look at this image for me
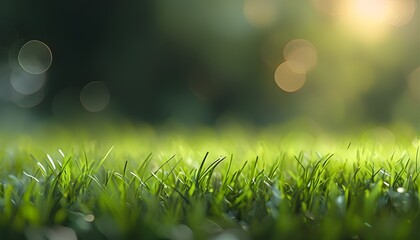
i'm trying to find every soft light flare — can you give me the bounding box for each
[314,0,417,42]
[351,0,390,23]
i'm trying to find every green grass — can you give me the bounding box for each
[0,123,419,240]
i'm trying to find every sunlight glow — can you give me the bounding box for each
[342,0,391,41]
[313,0,417,42]
[351,0,389,23]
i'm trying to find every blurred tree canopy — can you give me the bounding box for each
[0,0,418,130]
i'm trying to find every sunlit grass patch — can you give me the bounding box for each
[0,125,419,239]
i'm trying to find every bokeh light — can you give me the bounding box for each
[10,67,46,95]
[274,61,306,92]
[243,0,280,28]
[0,1,417,128]
[385,0,417,26]
[12,89,45,108]
[18,40,52,74]
[273,39,318,93]
[1,64,45,108]
[80,81,110,112]
[283,39,318,73]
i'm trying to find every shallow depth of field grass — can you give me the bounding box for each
[0,123,419,240]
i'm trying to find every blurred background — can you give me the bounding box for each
[0,0,418,131]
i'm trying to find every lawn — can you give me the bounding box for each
[0,123,419,240]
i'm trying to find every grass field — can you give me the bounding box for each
[0,123,419,240]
